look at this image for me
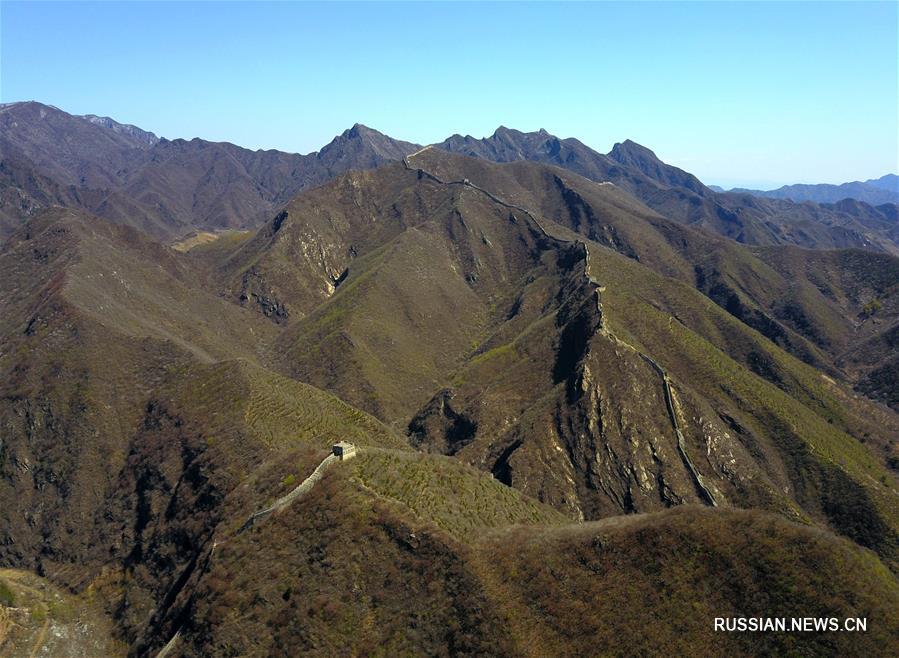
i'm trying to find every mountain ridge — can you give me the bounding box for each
[2,102,897,256]
[727,173,899,205]
[434,126,899,254]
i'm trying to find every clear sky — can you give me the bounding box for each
[1,1,896,188]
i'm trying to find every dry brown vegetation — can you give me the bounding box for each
[0,132,897,656]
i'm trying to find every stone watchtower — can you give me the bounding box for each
[332,441,357,461]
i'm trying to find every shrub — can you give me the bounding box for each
[0,580,14,606]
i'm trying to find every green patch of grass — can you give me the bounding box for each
[467,342,517,368]
[167,359,406,453]
[862,298,882,318]
[0,579,14,606]
[350,449,568,541]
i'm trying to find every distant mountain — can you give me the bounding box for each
[866,173,899,193]
[0,101,155,188]
[730,175,899,205]
[2,103,897,255]
[0,101,420,239]
[435,126,669,198]
[436,127,899,254]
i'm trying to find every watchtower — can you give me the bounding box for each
[332,441,357,461]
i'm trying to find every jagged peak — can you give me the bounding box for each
[342,122,384,140]
[489,126,560,142]
[0,100,66,116]
[609,139,660,161]
[492,125,517,138]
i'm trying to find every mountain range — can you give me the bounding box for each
[1,102,898,656]
[3,102,897,255]
[0,102,419,240]
[721,174,899,206]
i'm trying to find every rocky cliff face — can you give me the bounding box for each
[81,114,160,147]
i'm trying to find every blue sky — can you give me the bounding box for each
[1,1,896,188]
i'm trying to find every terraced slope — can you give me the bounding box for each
[350,449,569,541]
[0,208,413,652]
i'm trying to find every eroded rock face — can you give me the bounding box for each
[403,223,791,524]
[408,389,478,456]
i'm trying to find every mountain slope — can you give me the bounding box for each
[607,138,710,195]
[0,102,156,189]
[1,114,899,655]
[166,481,899,657]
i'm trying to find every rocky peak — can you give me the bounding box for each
[608,139,710,195]
[80,114,159,148]
[608,139,662,167]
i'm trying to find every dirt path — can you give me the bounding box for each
[0,569,119,658]
[0,572,49,658]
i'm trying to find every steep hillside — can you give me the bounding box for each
[0,102,155,188]
[411,148,899,411]
[0,568,122,657]
[0,208,279,567]
[0,156,86,236]
[476,507,899,658]
[148,468,899,657]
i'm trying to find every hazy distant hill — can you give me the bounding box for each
[730,173,899,205]
[868,173,899,192]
